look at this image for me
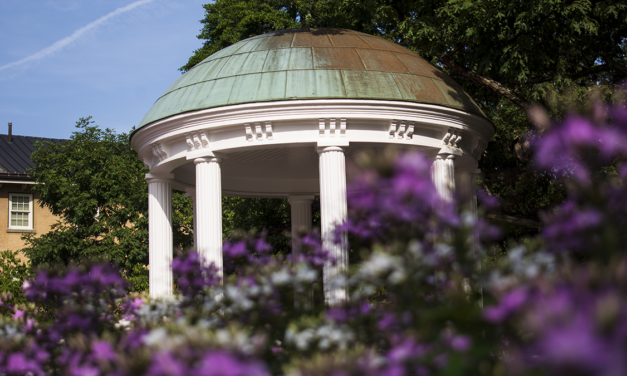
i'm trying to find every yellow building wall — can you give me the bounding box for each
[0,183,60,262]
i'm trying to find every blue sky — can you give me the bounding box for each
[0,0,208,139]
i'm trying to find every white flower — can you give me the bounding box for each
[143,327,168,347]
[225,285,253,310]
[286,327,315,350]
[360,253,402,277]
[114,318,131,329]
[294,264,317,283]
[270,269,292,285]
[358,253,407,284]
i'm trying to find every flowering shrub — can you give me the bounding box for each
[1,100,627,375]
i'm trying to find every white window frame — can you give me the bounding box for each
[8,193,34,230]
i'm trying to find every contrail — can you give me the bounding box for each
[0,0,156,72]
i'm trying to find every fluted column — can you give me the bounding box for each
[288,195,314,248]
[147,176,173,299]
[185,188,197,250]
[432,154,456,202]
[195,157,223,274]
[318,146,348,306]
[456,170,480,217]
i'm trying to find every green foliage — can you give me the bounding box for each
[223,198,289,255]
[0,251,30,308]
[22,117,193,290]
[125,263,149,293]
[172,192,194,250]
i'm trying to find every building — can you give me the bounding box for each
[0,124,65,260]
[131,28,494,302]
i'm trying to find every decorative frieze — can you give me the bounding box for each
[319,118,346,138]
[150,142,168,162]
[246,122,273,141]
[389,120,415,139]
[185,131,210,151]
[265,122,273,140]
[442,129,462,148]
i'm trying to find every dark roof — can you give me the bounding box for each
[0,134,66,179]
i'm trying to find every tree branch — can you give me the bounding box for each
[601,54,627,77]
[506,64,613,86]
[485,213,542,230]
[438,49,533,114]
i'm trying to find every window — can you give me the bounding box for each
[8,193,33,230]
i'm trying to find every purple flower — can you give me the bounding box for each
[484,287,528,323]
[194,351,269,376]
[5,353,43,375]
[224,241,248,258]
[70,365,99,376]
[449,336,471,352]
[12,309,24,320]
[343,151,464,247]
[91,341,116,362]
[172,252,222,299]
[148,351,188,376]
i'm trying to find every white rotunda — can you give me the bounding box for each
[131,28,494,303]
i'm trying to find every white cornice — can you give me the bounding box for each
[131,99,494,153]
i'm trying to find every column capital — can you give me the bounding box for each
[436,152,458,161]
[317,145,345,155]
[288,195,315,204]
[186,149,229,161]
[435,153,457,159]
[145,173,174,184]
[194,157,222,164]
[437,146,463,158]
[317,139,349,150]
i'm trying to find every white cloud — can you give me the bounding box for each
[0,0,156,72]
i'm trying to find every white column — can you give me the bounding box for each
[318,146,348,305]
[185,188,197,250]
[432,154,456,202]
[289,195,315,308]
[456,172,478,216]
[195,157,223,274]
[288,195,314,246]
[147,176,173,299]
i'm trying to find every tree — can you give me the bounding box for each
[22,117,193,286]
[183,0,626,112]
[222,197,322,255]
[181,0,626,234]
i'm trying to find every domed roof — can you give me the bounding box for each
[138,28,484,129]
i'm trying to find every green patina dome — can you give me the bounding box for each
[138,28,484,128]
